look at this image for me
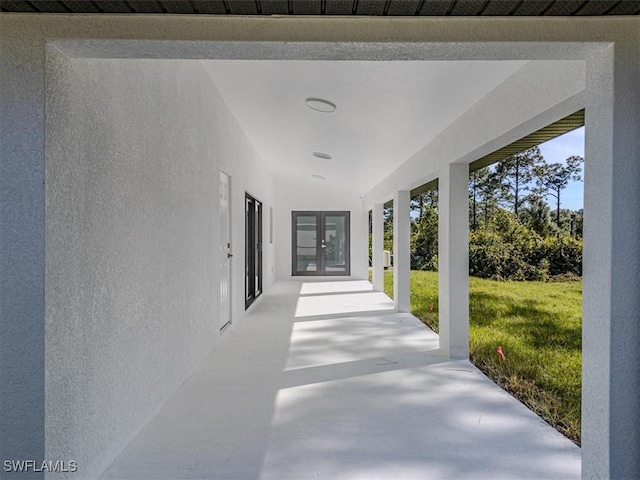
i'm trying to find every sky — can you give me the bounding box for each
[537,126,585,211]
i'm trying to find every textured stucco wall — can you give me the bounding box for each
[199,63,277,314]
[44,51,274,478]
[0,22,46,477]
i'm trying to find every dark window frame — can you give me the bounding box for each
[245,193,262,309]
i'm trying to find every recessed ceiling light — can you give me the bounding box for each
[305,98,337,113]
[312,152,332,160]
[312,174,326,180]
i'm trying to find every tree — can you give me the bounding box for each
[492,146,544,219]
[383,206,393,252]
[534,155,583,227]
[411,189,438,223]
[479,170,501,228]
[411,189,438,270]
[469,168,488,231]
[521,193,555,237]
[469,167,500,229]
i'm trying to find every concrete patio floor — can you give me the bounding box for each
[101,280,580,480]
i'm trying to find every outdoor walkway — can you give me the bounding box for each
[101,280,580,480]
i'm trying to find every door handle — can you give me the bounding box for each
[227,253,233,258]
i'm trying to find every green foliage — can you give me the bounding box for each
[534,155,583,226]
[468,209,582,281]
[470,210,542,281]
[399,148,583,280]
[383,206,393,252]
[521,195,556,237]
[470,232,542,282]
[384,270,582,444]
[542,235,583,277]
[411,191,438,271]
[463,147,584,281]
[492,146,545,217]
[470,167,501,230]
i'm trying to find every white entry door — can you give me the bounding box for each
[219,171,232,331]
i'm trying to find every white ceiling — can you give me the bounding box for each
[202,60,526,195]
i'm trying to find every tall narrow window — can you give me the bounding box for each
[292,211,350,276]
[245,194,262,308]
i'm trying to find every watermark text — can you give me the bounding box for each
[4,460,77,473]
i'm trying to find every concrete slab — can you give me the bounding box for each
[101,280,580,479]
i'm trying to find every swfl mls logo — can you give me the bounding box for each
[4,460,77,473]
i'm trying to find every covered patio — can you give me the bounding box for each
[102,280,580,479]
[1,9,639,480]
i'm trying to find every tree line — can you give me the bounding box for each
[380,146,584,281]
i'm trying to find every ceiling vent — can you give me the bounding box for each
[305,98,337,113]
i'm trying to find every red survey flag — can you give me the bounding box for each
[497,345,506,361]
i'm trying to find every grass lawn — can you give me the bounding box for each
[382,270,582,445]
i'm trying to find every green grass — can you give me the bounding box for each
[382,270,582,445]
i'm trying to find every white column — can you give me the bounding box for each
[1,28,46,466]
[372,203,384,292]
[393,190,411,312]
[438,163,469,360]
[582,42,640,479]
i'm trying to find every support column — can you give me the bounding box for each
[0,30,46,475]
[582,42,640,479]
[438,163,469,360]
[393,190,411,312]
[372,203,384,292]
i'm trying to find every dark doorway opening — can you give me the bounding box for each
[245,193,262,308]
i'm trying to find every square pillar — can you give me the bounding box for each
[0,31,46,474]
[438,163,469,360]
[582,42,640,479]
[393,190,411,312]
[372,203,384,292]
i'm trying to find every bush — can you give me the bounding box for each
[411,253,438,271]
[542,235,583,276]
[468,210,581,281]
[470,231,547,281]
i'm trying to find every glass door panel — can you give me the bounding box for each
[323,215,348,274]
[295,215,317,273]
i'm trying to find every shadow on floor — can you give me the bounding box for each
[101,279,580,480]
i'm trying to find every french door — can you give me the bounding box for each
[245,194,262,309]
[292,211,350,276]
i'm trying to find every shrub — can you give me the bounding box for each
[468,210,581,281]
[469,227,549,281]
[542,235,583,276]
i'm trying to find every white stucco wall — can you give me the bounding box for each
[44,51,274,478]
[275,179,368,280]
[0,17,47,472]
